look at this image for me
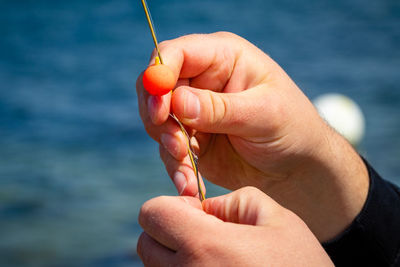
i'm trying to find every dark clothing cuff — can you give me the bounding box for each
[322,160,400,266]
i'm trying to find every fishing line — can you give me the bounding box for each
[140,0,163,64]
[140,0,205,201]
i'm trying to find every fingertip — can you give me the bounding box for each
[147,93,171,125]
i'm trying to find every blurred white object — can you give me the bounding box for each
[313,93,365,146]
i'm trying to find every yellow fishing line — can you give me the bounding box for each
[140,0,164,64]
[175,116,206,202]
[141,0,205,201]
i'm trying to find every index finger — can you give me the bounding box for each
[152,32,238,91]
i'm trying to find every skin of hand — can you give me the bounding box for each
[137,187,334,267]
[136,32,369,242]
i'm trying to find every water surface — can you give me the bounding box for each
[0,0,399,266]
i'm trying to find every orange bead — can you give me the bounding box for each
[142,63,175,96]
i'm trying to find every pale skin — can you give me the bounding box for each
[136,32,369,265]
[137,187,334,266]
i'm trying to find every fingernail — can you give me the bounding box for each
[173,172,187,195]
[160,133,180,159]
[147,95,159,122]
[183,90,200,120]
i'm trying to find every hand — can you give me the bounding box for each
[136,32,368,241]
[137,187,334,266]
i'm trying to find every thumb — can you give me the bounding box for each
[171,85,283,137]
[202,187,279,226]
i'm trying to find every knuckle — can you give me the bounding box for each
[207,91,229,129]
[213,31,238,39]
[158,41,167,49]
[210,47,236,90]
[158,39,171,49]
[261,91,289,130]
[178,33,205,43]
[239,186,263,196]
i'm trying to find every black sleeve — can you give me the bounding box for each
[322,160,400,267]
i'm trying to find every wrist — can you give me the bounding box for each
[315,126,369,241]
[268,123,369,242]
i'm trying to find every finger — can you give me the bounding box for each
[137,74,188,126]
[146,78,191,126]
[142,116,188,160]
[157,123,188,160]
[136,73,171,126]
[147,94,171,125]
[137,74,192,160]
[151,32,276,93]
[151,33,236,91]
[137,232,175,267]
[143,32,282,136]
[171,84,288,138]
[145,34,238,127]
[159,145,206,198]
[138,196,207,251]
[202,186,280,226]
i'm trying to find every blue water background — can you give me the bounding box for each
[0,0,399,266]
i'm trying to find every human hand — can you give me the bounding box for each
[137,32,317,192]
[136,32,368,241]
[137,187,334,266]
